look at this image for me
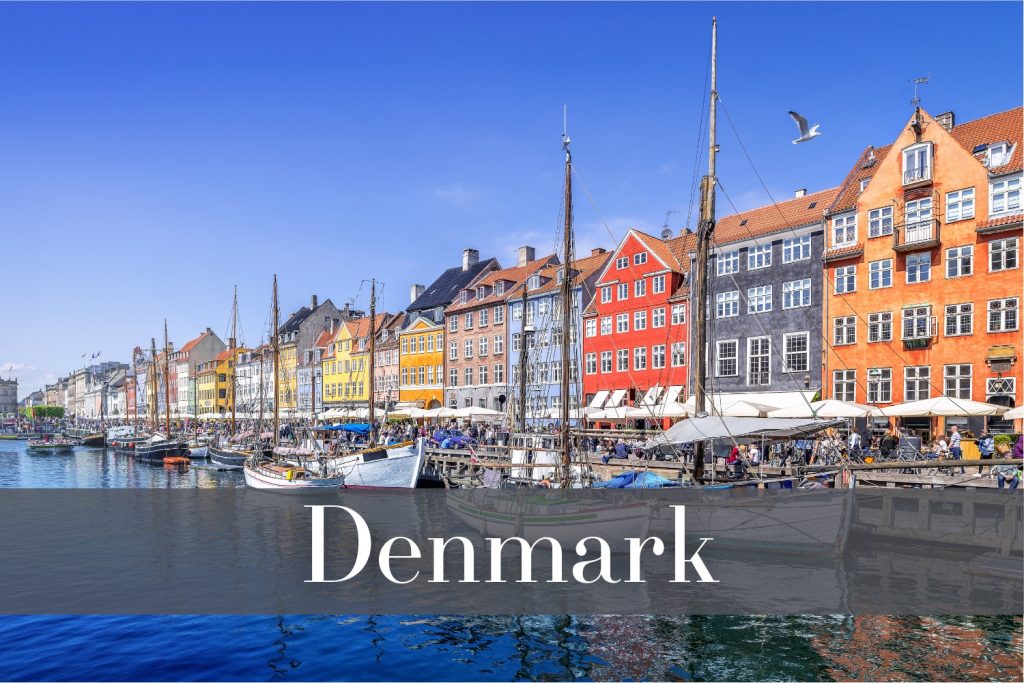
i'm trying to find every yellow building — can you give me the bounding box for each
[212,347,247,415]
[398,314,444,409]
[278,340,298,412]
[322,319,371,407]
[196,360,217,416]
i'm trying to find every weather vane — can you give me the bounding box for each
[910,75,930,108]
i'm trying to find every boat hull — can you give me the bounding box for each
[325,439,426,489]
[243,462,343,493]
[208,445,250,469]
[27,444,75,454]
[136,441,188,463]
[80,433,106,448]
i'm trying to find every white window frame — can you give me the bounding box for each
[747,244,772,270]
[747,285,772,314]
[652,274,666,294]
[902,305,934,340]
[989,237,1019,272]
[987,297,1019,332]
[867,368,892,404]
[782,278,811,309]
[746,336,771,387]
[616,256,629,270]
[600,351,612,374]
[945,188,975,222]
[652,344,666,369]
[902,141,932,185]
[717,250,739,276]
[634,279,646,298]
[671,304,686,325]
[585,353,597,375]
[834,265,856,293]
[716,340,738,377]
[634,252,648,266]
[716,291,740,318]
[946,245,973,278]
[832,213,857,246]
[617,283,628,301]
[634,310,647,330]
[989,176,1021,217]
[906,252,931,284]
[904,366,931,402]
[869,259,893,289]
[868,206,894,238]
[671,342,686,367]
[944,303,973,337]
[616,349,628,372]
[600,316,612,335]
[585,319,596,338]
[616,313,629,333]
[943,364,972,400]
[868,312,892,343]
[782,235,811,263]
[652,307,666,328]
[833,370,856,402]
[600,286,612,304]
[834,316,856,345]
[782,332,809,373]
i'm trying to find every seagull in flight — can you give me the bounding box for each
[788,111,821,144]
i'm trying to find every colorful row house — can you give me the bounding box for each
[823,106,1022,437]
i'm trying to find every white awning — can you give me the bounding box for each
[588,390,609,409]
[605,389,627,408]
[661,385,683,405]
[639,385,663,406]
[650,416,842,446]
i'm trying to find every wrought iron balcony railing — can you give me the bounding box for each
[892,219,941,253]
[903,166,931,185]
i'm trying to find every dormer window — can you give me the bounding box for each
[860,178,871,192]
[476,286,487,299]
[459,291,468,304]
[902,142,932,185]
[615,256,628,269]
[495,281,505,296]
[987,143,1010,168]
[528,274,540,290]
[557,269,564,283]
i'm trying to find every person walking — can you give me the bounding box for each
[977,431,994,474]
[847,429,861,461]
[949,425,965,475]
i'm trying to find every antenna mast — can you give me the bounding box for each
[910,75,930,108]
[692,17,718,483]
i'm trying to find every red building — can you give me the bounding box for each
[582,229,696,425]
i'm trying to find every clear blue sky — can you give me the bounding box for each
[1,2,1021,397]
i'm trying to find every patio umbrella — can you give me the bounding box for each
[997,405,1024,420]
[883,396,1009,417]
[768,399,885,419]
[680,396,776,417]
[454,406,502,418]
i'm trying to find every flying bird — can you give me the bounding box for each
[788,111,821,144]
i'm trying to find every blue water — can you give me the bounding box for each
[0,442,1020,681]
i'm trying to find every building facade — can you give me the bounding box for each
[374,313,406,411]
[699,187,839,402]
[445,246,556,412]
[172,328,226,417]
[398,314,445,409]
[823,107,1022,436]
[0,377,17,415]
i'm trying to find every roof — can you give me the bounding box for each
[714,186,840,245]
[827,144,893,214]
[346,313,391,343]
[214,349,233,362]
[445,255,557,314]
[823,244,864,263]
[948,106,1022,176]
[584,232,697,315]
[280,306,312,334]
[976,213,1024,233]
[179,331,213,355]
[408,257,499,313]
[313,328,335,349]
[529,249,613,297]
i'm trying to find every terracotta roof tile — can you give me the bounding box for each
[528,250,612,296]
[314,329,335,348]
[976,213,1023,232]
[444,255,557,313]
[828,145,893,214]
[179,331,213,355]
[823,244,864,262]
[715,186,840,245]
[949,106,1023,175]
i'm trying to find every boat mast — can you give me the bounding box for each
[272,275,280,447]
[517,284,529,434]
[230,285,238,437]
[368,278,377,445]
[132,348,139,433]
[559,126,574,482]
[149,337,157,431]
[692,17,718,482]
[163,319,171,436]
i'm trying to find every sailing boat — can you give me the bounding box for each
[210,286,259,469]
[245,275,345,492]
[136,322,189,463]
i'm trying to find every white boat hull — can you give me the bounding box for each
[243,463,343,494]
[325,439,426,489]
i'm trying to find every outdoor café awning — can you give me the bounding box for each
[605,389,627,409]
[649,416,842,447]
[588,390,609,409]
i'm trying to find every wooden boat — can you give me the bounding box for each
[243,458,343,493]
[323,438,427,489]
[135,435,188,463]
[109,436,149,454]
[209,444,262,469]
[80,432,106,448]
[27,438,75,454]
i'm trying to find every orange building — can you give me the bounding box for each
[398,314,445,409]
[823,107,1022,438]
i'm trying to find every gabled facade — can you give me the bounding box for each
[698,186,840,399]
[508,247,612,421]
[172,328,226,417]
[374,312,406,410]
[582,230,695,420]
[296,297,356,415]
[823,107,1022,436]
[322,321,367,408]
[444,247,557,411]
[398,314,445,408]
[236,345,274,415]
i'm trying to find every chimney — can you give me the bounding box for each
[935,111,955,132]
[794,188,807,198]
[410,284,425,303]
[591,248,607,256]
[310,294,318,309]
[205,327,212,334]
[462,248,479,271]
[517,245,536,266]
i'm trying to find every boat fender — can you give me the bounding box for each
[286,469,294,481]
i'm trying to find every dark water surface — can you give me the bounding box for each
[1,442,1020,681]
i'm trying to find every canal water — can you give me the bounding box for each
[1,441,1020,681]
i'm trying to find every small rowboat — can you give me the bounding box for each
[27,439,75,454]
[243,459,343,493]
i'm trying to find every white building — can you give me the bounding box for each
[171,328,226,417]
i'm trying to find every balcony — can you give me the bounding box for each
[893,219,940,253]
[903,166,931,187]
[902,316,937,349]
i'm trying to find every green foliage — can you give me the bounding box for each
[994,434,1014,448]
[21,405,65,419]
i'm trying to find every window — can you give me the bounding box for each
[476,286,487,300]
[716,340,738,377]
[748,244,772,270]
[987,143,1010,168]
[783,332,809,373]
[426,366,434,385]
[988,297,1019,332]
[904,366,931,401]
[464,367,473,386]
[616,349,628,372]
[835,266,856,293]
[869,259,892,289]
[990,237,1019,272]
[600,286,612,304]
[426,335,434,352]
[401,338,408,355]
[493,335,503,354]
[551,361,563,383]
[860,177,871,192]
[990,177,1021,216]
[449,341,458,361]
[653,275,667,294]
[747,285,772,313]
[511,333,521,352]
[782,279,812,309]
[600,351,612,374]
[616,256,629,269]
[834,316,856,345]
[538,363,550,383]
[634,279,646,297]
[464,312,474,329]
[633,346,647,371]
[474,365,487,385]
[512,302,522,320]
[944,364,972,399]
[464,339,473,359]
[944,303,973,336]
[494,306,504,324]
[867,368,892,404]
[652,307,665,328]
[945,188,975,222]
[716,291,740,318]
[634,252,647,266]
[904,198,933,243]
[747,337,770,386]
[495,281,505,296]
[946,245,973,278]
[832,214,857,246]
[906,253,931,284]
[717,250,739,275]
[634,310,647,330]
[833,370,856,402]
[902,142,931,184]
[401,368,408,385]
[868,312,893,342]
[616,313,629,333]
[525,302,536,325]
[600,316,612,335]
[585,319,596,337]
[479,337,488,356]
[671,304,685,325]
[617,283,628,301]
[494,364,504,384]
[664,342,683,368]
[527,275,540,291]
[868,206,893,238]
[478,308,489,327]
[783,235,811,263]
[418,367,425,385]
[987,377,1016,398]
[902,306,934,340]
[585,353,597,375]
